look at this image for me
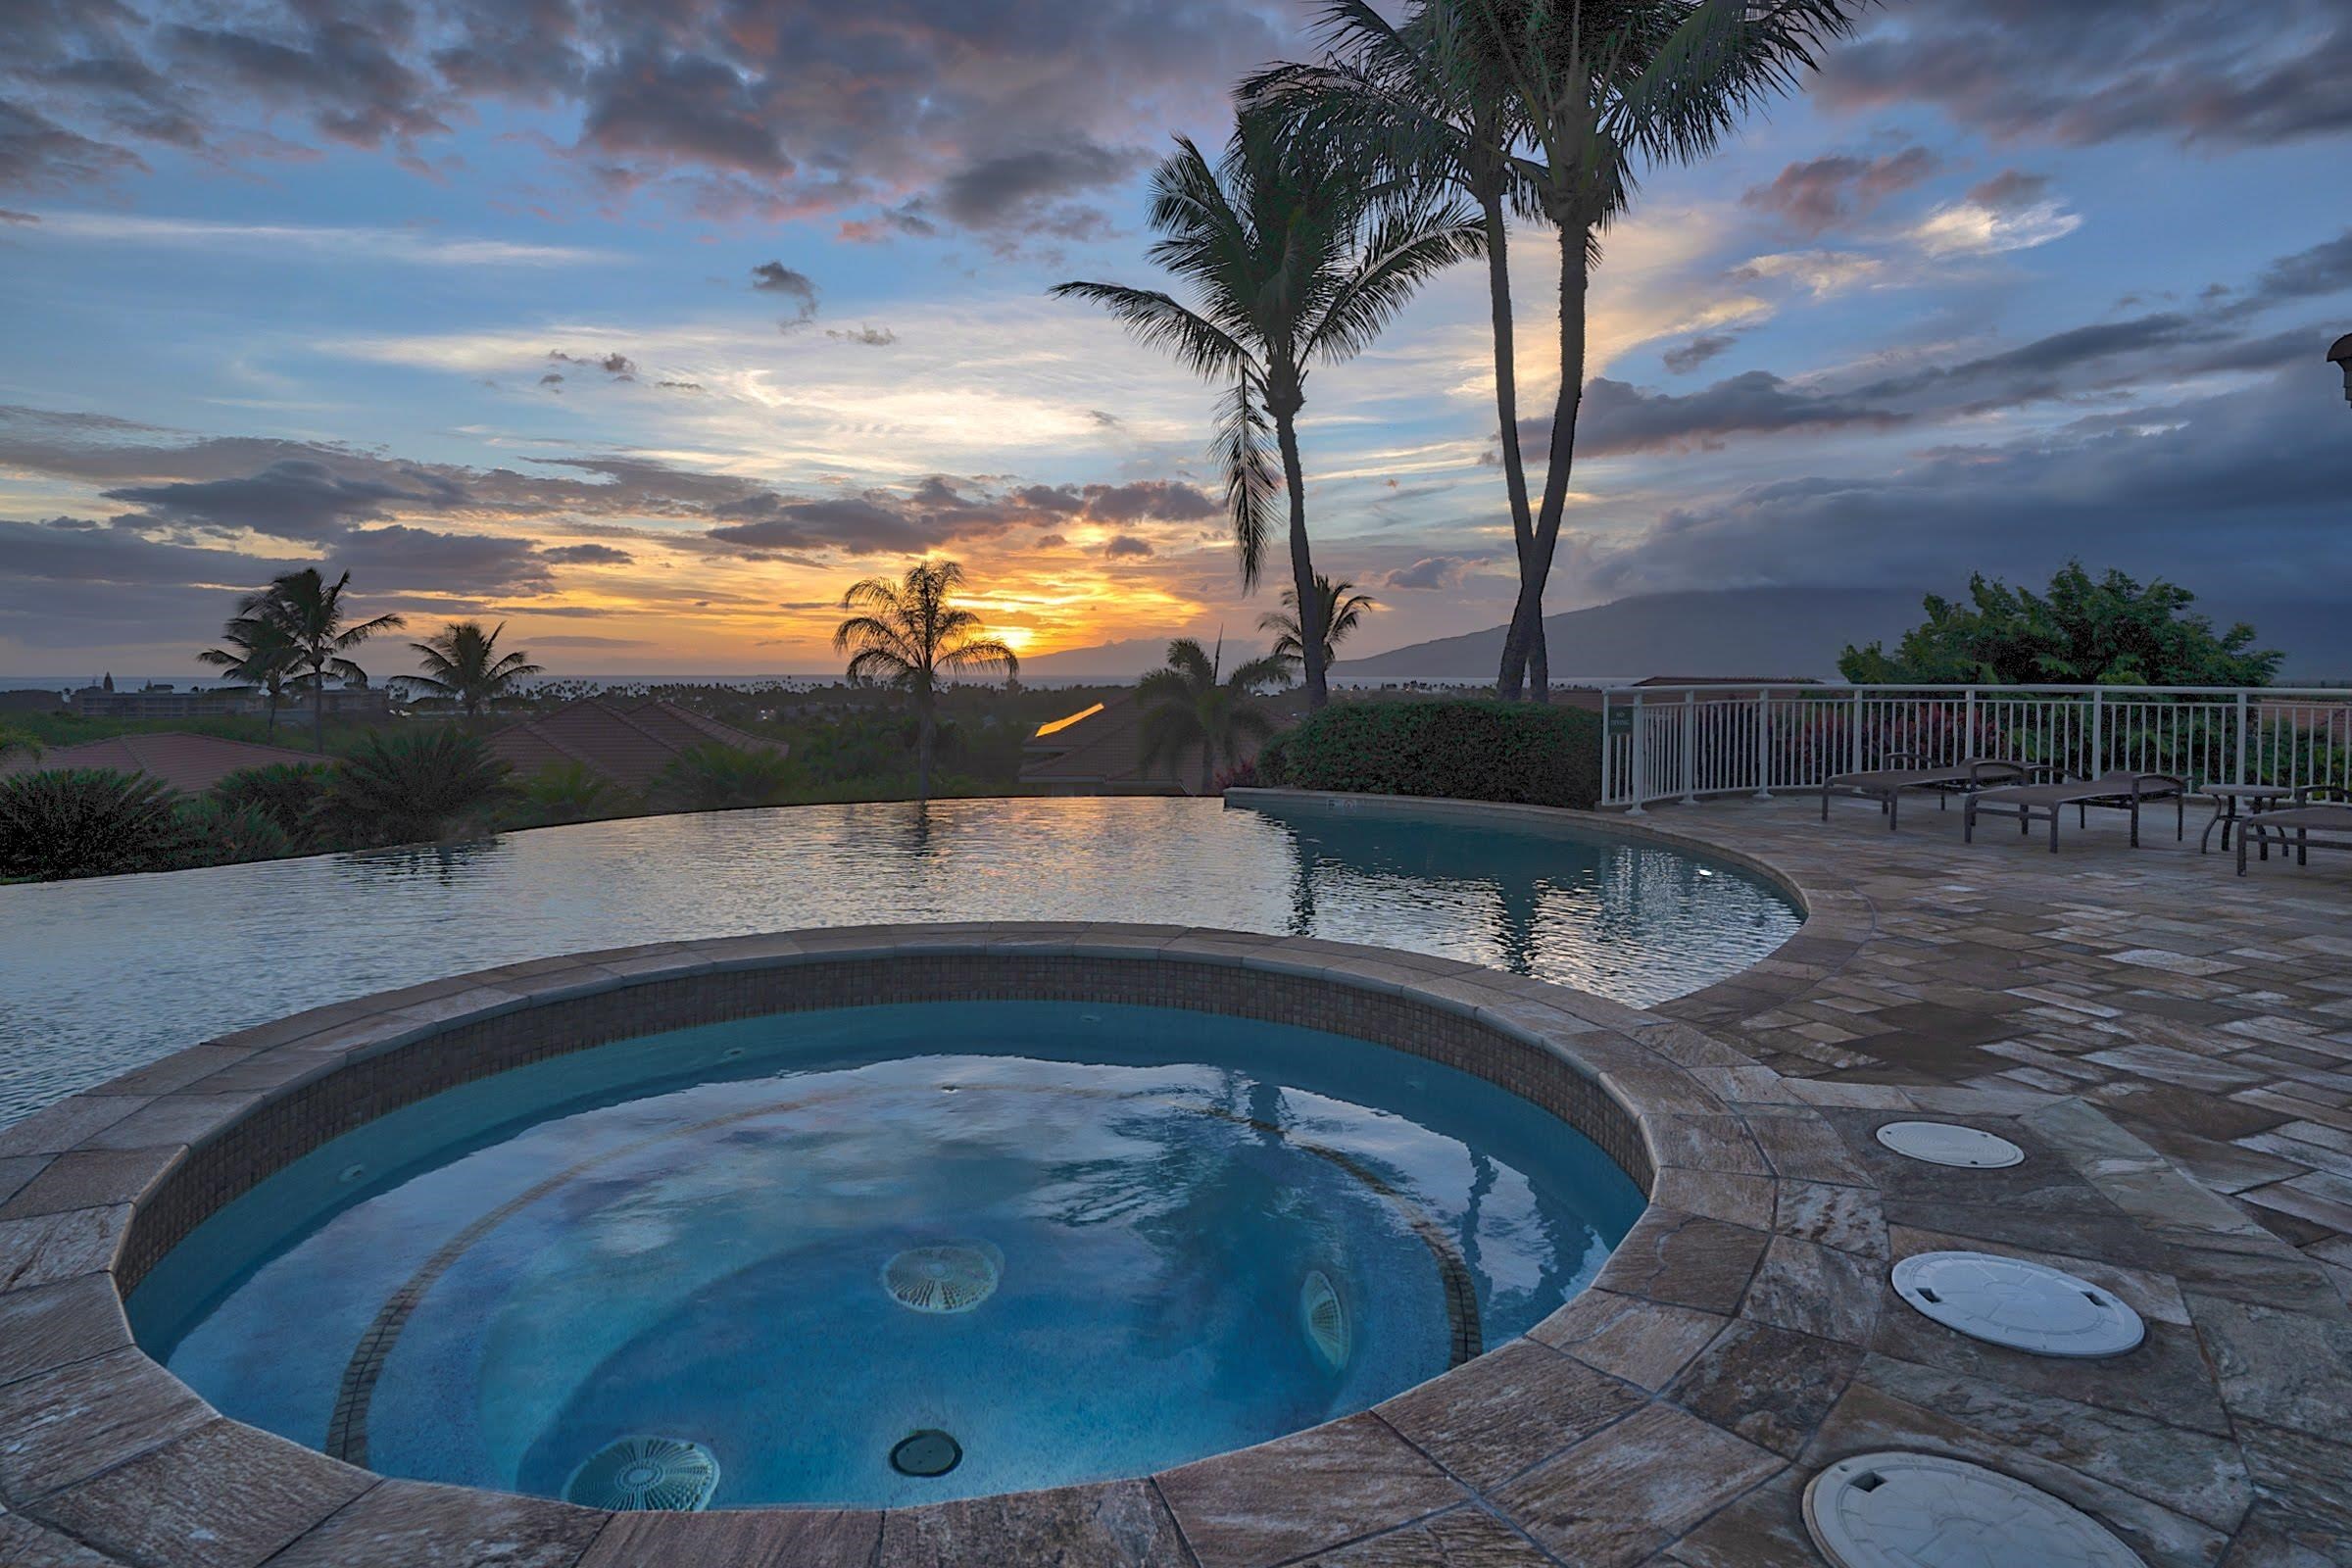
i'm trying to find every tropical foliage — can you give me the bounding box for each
[1262,575,1378,675]
[0,727,39,765]
[1137,639,1291,793]
[0,768,187,881]
[1259,698,1601,808]
[518,761,636,826]
[1254,0,1863,701]
[212,761,334,850]
[237,568,406,750]
[404,621,542,717]
[1838,563,2281,687]
[324,729,515,844]
[1054,111,1479,710]
[834,560,1019,801]
[197,612,303,740]
[655,743,800,811]
[173,798,295,868]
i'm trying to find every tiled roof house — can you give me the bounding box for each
[0,733,325,795]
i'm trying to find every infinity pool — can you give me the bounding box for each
[0,796,1798,1123]
[129,1002,1644,1506]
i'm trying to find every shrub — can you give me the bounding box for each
[212,761,333,847]
[514,761,639,827]
[1258,700,1601,809]
[327,729,517,845]
[655,743,800,811]
[173,798,295,867]
[0,767,187,880]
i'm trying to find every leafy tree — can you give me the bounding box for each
[1054,110,1479,710]
[197,612,303,740]
[174,798,294,868]
[212,761,333,849]
[404,620,542,718]
[833,561,1018,801]
[1838,564,2281,687]
[654,744,799,811]
[326,729,515,845]
[517,761,637,826]
[242,568,406,752]
[0,768,186,880]
[1137,638,1291,793]
[1262,575,1378,675]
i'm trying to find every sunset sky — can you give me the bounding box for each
[4,0,2349,677]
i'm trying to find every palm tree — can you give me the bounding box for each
[242,568,405,751]
[404,621,542,718]
[1491,0,1861,699]
[1054,110,1480,710]
[1261,576,1378,676]
[1248,2,1542,682]
[197,612,302,739]
[833,561,1019,801]
[1137,638,1291,794]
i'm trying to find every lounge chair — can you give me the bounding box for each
[2237,785,2352,875]
[1821,755,2032,831]
[1964,770,2186,853]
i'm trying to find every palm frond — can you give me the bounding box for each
[1212,378,1277,589]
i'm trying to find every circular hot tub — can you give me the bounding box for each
[129,997,1642,1507]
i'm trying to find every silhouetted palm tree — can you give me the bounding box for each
[405,621,542,718]
[1137,638,1290,793]
[1054,109,1480,710]
[242,568,405,751]
[198,612,302,739]
[1262,576,1378,676]
[833,561,1018,802]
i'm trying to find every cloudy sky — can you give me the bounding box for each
[4,0,2350,677]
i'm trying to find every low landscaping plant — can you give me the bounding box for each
[1257,700,1601,809]
[326,728,517,845]
[0,767,188,880]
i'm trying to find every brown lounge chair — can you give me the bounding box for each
[2237,786,2352,875]
[1964,770,2185,853]
[1821,755,2031,830]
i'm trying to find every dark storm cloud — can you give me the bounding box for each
[2219,229,2352,318]
[334,522,553,593]
[1586,369,2352,604]
[2,0,1290,233]
[104,457,457,538]
[1818,0,2352,148]
[1661,333,1739,375]
[1102,534,1152,559]
[1741,145,1939,233]
[1075,480,1218,523]
[1576,372,1910,455]
[542,543,633,564]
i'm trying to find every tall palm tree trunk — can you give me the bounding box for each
[264,683,279,741]
[1499,222,1591,704]
[1274,408,1328,710]
[915,689,936,803]
[1480,183,1544,700]
[310,669,326,753]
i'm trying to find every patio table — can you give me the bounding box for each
[2200,783,2295,854]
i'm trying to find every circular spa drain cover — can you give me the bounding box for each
[1805,1452,2147,1568]
[883,1243,1003,1313]
[563,1436,720,1511]
[1892,1251,2144,1357]
[1299,1269,1351,1372]
[891,1430,962,1477]
[1875,1121,2025,1169]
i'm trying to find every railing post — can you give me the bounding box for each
[1753,688,1772,799]
[1849,690,1864,775]
[1627,691,1646,815]
[2234,691,2249,788]
[1682,689,1698,804]
[1964,687,1978,760]
[2089,688,2104,777]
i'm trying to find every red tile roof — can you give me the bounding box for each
[487,698,783,791]
[0,733,324,794]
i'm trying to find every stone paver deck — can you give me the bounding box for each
[1643,793,2352,1303]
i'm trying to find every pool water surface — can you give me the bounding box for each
[129,1002,1644,1507]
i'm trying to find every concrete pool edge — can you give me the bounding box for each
[0,924,2311,1567]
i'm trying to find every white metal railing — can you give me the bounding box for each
[1598,684,2352,811]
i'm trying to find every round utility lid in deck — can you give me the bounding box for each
[1891,1251,2144,1357]
[1875,1120,2024,1168]
[1804,1452,2147,1568]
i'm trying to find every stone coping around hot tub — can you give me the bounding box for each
[1224,784,1880,1032]
[0,924,2331,1567]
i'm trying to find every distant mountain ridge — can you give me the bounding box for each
[1334,588,2352,683]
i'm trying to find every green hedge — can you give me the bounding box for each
[1257,699,1601,809]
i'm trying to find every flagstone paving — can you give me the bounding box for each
[1646,793,2352,1304]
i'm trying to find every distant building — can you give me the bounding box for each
[0,689,65,714]
[1020,691,1303,796]
[0,732,324,795]
[487,698,784,792]
[65,676,390,722]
